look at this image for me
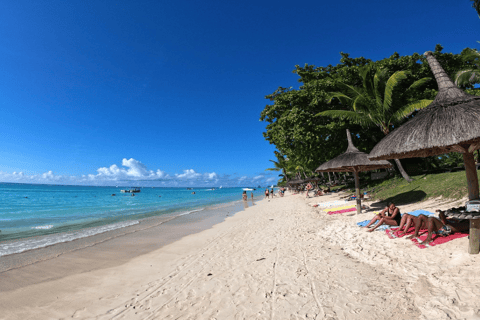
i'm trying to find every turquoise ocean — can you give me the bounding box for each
[0,183,265,257]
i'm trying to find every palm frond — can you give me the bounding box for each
[326,92,353,105]
[373,69,388,109]
[455,69,480,87]
[391,99,433,121]
[383,71,408,112]
[337,82,365,100]
[360,66,375,98]
[317,109,375,127]
[406,77,431,92]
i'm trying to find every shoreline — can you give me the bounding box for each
[0,197,259,291]
[2,192,480,319]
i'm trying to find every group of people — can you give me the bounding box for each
[363,202,469,245]
[264,187,285,199]
[242,191,253,201]
[242,187,286,201]
[305,183,330,198]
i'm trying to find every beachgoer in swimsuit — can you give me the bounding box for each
[265,189,269,199]
[364,202,401,232]
[242,191,247,201]
[392,213,430,237]
[407,211,469,245]
[305,183,312,199]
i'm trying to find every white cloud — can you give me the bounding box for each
[0,158,278,187]
[175,169,202,179]
[95,158,167,181]
[204,172,218,180]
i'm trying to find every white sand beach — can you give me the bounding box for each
[2,191,480,320]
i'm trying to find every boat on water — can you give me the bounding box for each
[243,188,256,191]
[120,188,141,193]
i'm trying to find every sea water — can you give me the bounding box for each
[0,183,264,256]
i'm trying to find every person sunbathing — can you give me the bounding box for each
[393,213,427,237]
[364,202,401,232]
[407,211,469,245]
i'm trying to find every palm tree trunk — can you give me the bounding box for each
[394,158,413,182]
[283,168,289,183]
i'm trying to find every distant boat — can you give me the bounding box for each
[120,188,141,193]
[186,188,193,190]
[243,188,254,191]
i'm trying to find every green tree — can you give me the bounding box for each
[265,151,292,184]
[317,64,433,182]
[261,46,480,179]
[455,48,480,87]
[472,0,480,17]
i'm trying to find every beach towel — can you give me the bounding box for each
[327,207,356,215]
[385,227,416,239]
[406,210,436,217]
[323,204,355,213]
[356,220,396,231]
[317,200,347,208]
[410,232,468,249]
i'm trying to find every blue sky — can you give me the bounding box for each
[0,0,478,187]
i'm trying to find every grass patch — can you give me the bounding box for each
[360,170,480,205]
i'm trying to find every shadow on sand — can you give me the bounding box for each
[368,189,427,209]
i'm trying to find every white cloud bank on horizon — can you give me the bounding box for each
[0,158,279,187]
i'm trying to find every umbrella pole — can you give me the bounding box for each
[463,152,480,254]
[354,170,361,214]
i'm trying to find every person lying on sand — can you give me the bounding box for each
[363,202,401,232]
[393,213,427,237]
[407,211,469,245]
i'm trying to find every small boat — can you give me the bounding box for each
[243,188,254,191]
[120,188,141,193]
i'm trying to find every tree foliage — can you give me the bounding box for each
[472,0,480,17]
[260,45,480,184]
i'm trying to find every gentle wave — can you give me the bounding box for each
[31,225,54,230]
[176,208,204,216]
[0,220,139,257]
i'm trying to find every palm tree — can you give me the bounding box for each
[265,151,291,184]
[455,48,480,87]
[317,65,432,182]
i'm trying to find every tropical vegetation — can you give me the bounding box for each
[260,45,480,186]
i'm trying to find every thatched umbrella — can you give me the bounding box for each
[369,51,480,254]
[316,129,392,214]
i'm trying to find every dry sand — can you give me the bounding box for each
[2,192,480,320]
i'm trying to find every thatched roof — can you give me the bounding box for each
[287,179,303,185]
[369,51,480,160]
[316,130,392,172]
[304,176,323,182]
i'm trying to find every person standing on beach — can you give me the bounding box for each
[242,191,247,201]
[251,192,254,200]
[265,188,269,199]
[305,183,312,199]
[271,188,274,197]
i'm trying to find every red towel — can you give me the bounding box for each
[327,207,357,215]
[410,232,468,249]
[385,227,417,239]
